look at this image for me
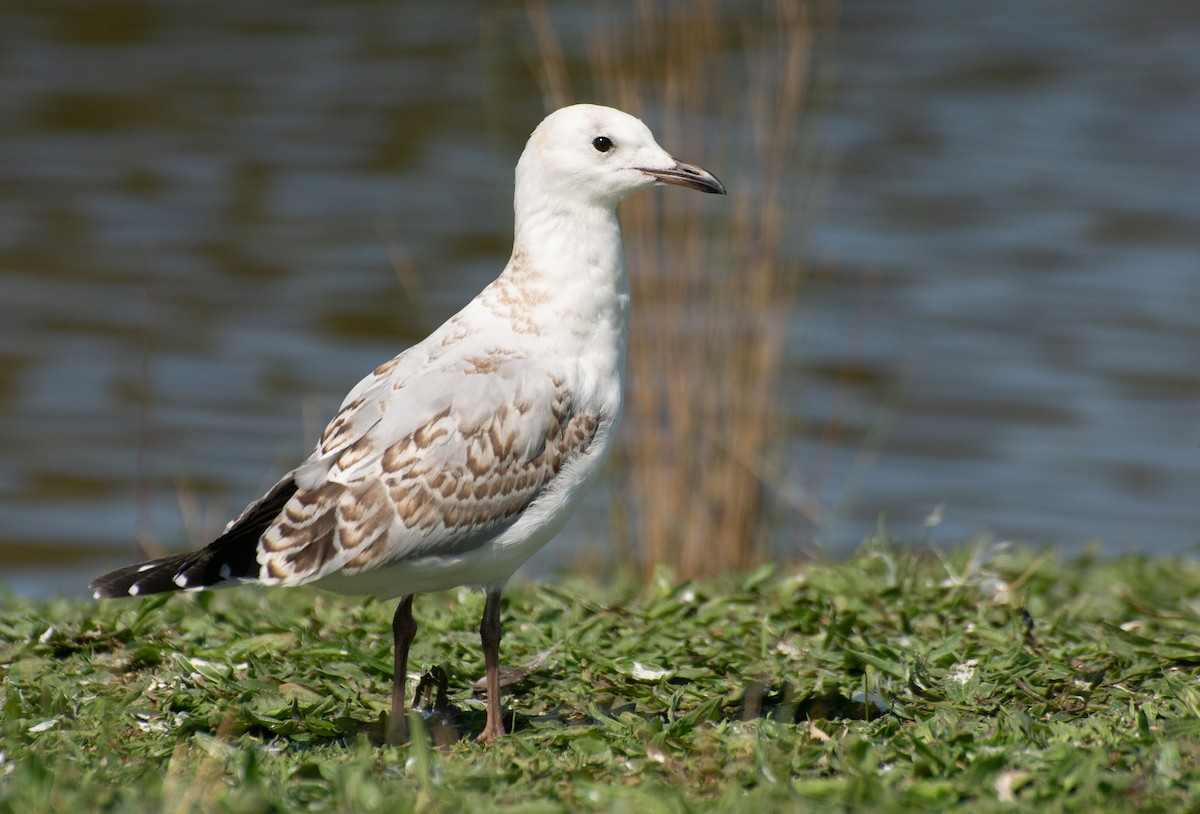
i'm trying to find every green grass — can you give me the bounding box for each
[3,540,1200,812]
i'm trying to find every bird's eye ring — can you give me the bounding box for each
[592,136,614,153]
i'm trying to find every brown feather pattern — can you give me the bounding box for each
[255,381,600,585]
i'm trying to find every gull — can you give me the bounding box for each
[90,103,726,745]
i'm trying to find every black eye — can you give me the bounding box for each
[592,136,614,153]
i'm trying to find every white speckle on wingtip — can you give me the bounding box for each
[128,584,140,597]
[219,564,231,580]
[174,574,189,588]
[137,563,155,573]
[92,590,103,601]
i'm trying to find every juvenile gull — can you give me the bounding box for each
[90,103,726,745]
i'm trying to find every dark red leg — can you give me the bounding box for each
[477,589,505,744]
[387,595,416,745]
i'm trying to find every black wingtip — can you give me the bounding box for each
[89,552,195,599]
[90,475,300,600]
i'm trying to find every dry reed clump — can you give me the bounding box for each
[529,0,829,580]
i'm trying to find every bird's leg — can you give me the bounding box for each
[477,589,505,744]
[387,595,416,745]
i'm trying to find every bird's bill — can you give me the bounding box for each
[639,161,727,195]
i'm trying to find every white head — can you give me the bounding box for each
[515,104,725,214]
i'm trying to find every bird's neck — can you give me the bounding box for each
[512,196,624,286]
[481,199,630,363]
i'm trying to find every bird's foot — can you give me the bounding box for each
[475,719,505,745]
[385,714,409,746]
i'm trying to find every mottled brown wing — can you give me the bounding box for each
[255,373,600,586]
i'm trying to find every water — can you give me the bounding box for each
[2,0,1198,597]
[812,0,1200,551]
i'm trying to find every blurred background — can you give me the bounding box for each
[1,0,1197,597]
